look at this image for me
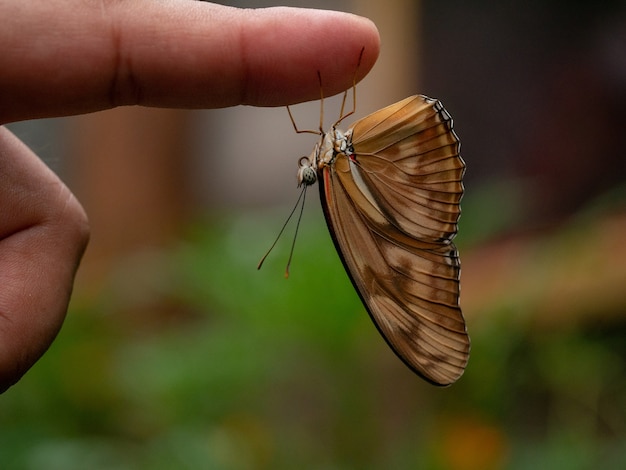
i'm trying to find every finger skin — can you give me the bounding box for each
[0,127,90,392]
[0,1,380,123]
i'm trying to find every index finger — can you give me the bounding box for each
[0,1,380,123]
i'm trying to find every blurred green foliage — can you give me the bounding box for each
[1,189,625,469]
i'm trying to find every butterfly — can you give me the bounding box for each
[262,58,469,386]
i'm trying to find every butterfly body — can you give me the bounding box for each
[297,95,469,386]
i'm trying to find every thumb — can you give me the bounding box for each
[0,126,89,392]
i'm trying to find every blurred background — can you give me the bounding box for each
[2,0,626,469]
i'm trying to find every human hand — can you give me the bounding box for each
[0,0,380,392]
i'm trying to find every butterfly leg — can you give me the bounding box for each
[285,69,326,136]
[286,105,321,136]
[335,47,365,126]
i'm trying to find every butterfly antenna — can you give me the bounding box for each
[257,187,307,270]
[284,185,308,279]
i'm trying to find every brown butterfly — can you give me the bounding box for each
[261,65,469,385]
[291,90,470,386]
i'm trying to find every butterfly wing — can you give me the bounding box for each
[319,95,469,385]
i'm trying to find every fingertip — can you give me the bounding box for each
[343,12,381,85]
[239,7,381,106]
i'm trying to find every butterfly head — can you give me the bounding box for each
[297,155,317,187]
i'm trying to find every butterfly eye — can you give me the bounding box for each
[297,156,317,187]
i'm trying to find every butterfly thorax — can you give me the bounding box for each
[296,127,353,188]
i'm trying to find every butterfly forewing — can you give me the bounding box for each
[319,95,469,385]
